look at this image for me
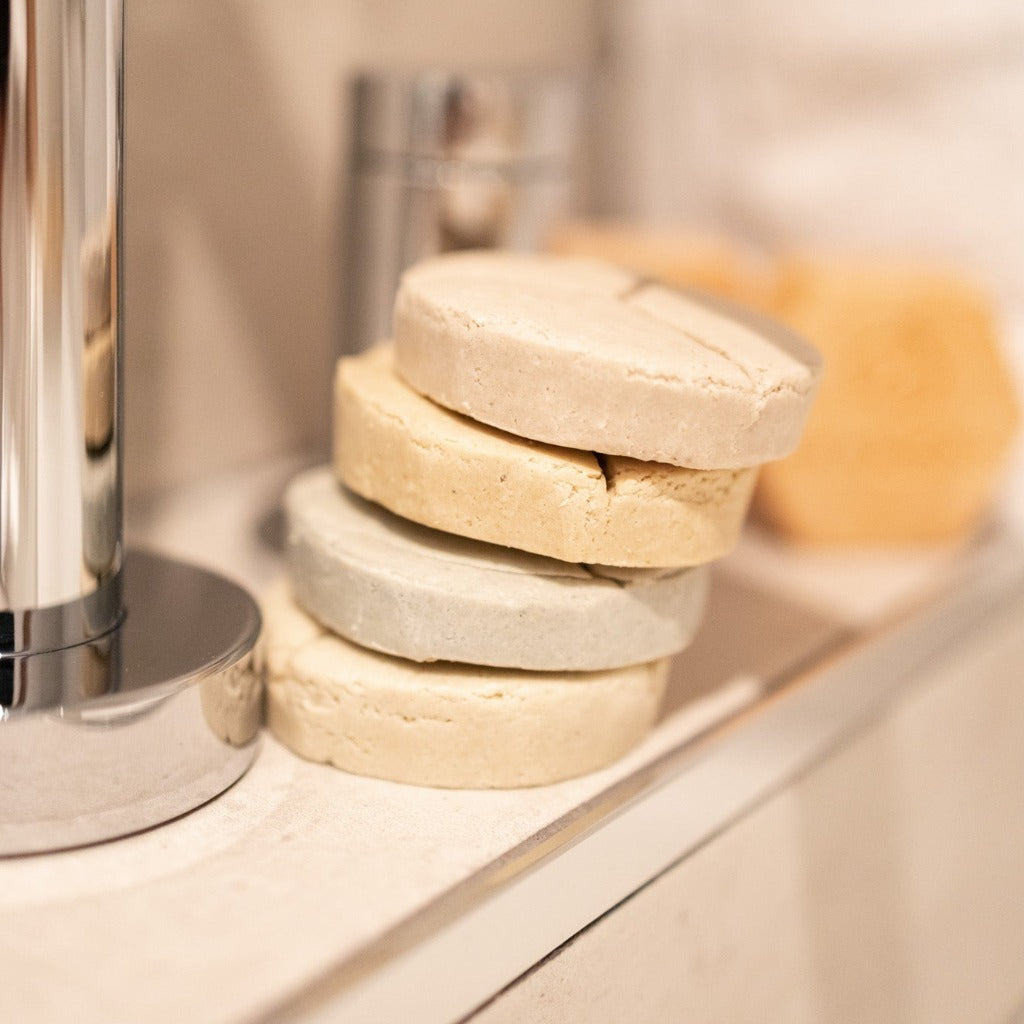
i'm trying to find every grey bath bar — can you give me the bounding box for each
[285,468,708,672]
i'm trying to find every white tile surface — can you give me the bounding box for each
[471,586,1024,1024]
[0,684,759,1024]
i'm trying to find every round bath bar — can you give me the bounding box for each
[335,345,757,567]
[393,252,822,469]
[286,467,708,671]
[262,582,670,789]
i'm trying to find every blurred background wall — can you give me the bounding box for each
[593,0,1024,334]
[123,0,596,497]
[124,0,1024,497]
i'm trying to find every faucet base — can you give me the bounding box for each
[0,548,262,856]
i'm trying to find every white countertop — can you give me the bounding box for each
[2,456,1022,1024]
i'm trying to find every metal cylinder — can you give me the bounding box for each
[0,0,122,657]
[0,1,262,852]
[344,70,580,354]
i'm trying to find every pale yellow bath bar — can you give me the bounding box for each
[262,582,669,790]
[335,344,757,567]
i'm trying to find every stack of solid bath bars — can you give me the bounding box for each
[263,253,822,788]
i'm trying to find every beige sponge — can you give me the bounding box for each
[756,258,1020,543]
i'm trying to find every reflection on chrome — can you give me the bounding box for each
[200,654,263,748]
[0,0,122,651]
[0,550,262,856]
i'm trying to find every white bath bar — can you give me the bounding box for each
[394,252,822,469]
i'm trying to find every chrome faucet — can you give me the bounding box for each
[0,0,122,665]
[0,0,262,855]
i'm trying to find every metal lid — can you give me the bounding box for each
[351,69,579,170]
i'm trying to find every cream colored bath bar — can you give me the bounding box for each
[393,252,822,469]
[286,467,708,671]
[262,582,669,789]
[335,345,757,567]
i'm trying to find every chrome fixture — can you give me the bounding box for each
[0,0,260,855]
[344,69,580,354]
